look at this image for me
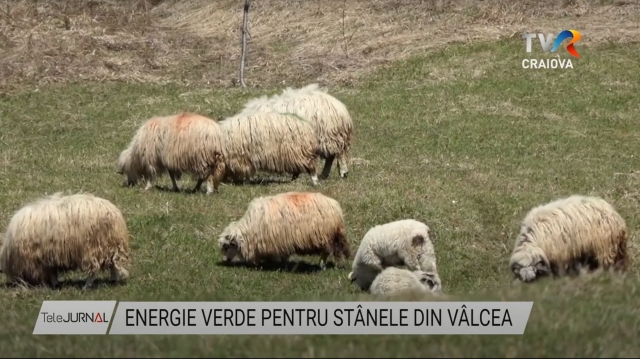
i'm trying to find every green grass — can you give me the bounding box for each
[1,38,640,357]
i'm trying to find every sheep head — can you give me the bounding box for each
[509,249,551,283]
[415,271,442,292]
[218,222,244,263]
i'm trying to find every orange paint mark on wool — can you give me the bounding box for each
[173,112,199,131]
[286,193,314,208]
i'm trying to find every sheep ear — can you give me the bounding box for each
[420,275,431,284]
[535,260,550,274]
[411,235,425,247]
[225,235,237,246]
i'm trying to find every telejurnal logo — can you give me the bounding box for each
[40,311,110,323]
[521,29,581,70]
[33,300,117,335]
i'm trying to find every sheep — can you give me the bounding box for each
[509,195,629,283]
[116,114,174,190]
[241,83,353,179]
[219,109,320,186]
[161,112,227,194]
[0,192,131,290]
[348,219,442,292]
[369,267,438,297]
[218,191,350,271]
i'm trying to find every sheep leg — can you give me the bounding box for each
[320,155,335,179]
[205,180,215,195]
[83,274,96,291]
[168,170,181,192]
[192,178,205,193]
[206,165,225,195]
[47,270,59,289]
[337,152,349,178]
[613,240,629,273]
[110,265,130,282]
[289,261,301,273]
[144,179,154,191]
[305,157,320,186]
[306,168,319,186]
[320,253,329,270]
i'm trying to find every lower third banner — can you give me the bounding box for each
[32,301,533,335]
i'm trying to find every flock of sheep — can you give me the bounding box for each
[0,83,632,298]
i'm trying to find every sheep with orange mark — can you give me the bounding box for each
[510,195,630,283]
[161,112,227,194]
[219,109,320,186]
[348,219,442,292]
[116,114,174,190]
[218,191,350,270]
[0,192,131,290]
[242,83,354,179]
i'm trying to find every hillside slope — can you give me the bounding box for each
[0,0,638,93]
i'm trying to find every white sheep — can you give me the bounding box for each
[349,219,442,292]
[510,195,630,283]
[161,112,227,194]
[219,109,319,186]
[241,83,354,179]
[0,192,131,290]
[218,191,350,270]
[369,267,438,296]
[116,114,173,190]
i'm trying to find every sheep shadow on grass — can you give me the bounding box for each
[0,278,126,291]
[223,176,294,186]
[153,185,214,194]
[217,259,336,274]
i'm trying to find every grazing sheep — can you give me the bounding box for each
[116,114,174,190]
[510,195,629,283]
[0,193,131,290]
[369,267,438,296]
[220,109,320,186]
[242,83,353,179]
[348,219,441,292]
[218,191,350,270]
[161,112,227,194]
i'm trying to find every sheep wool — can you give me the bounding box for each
[369,267,435,296]
[116,114,174,190]
[219,109,320,186]
[0,192,131,290]
[161,112,227,194]
[348,219,441,292]
[242,83,353,179]
[509,195,629,283]
[218,191,350,269]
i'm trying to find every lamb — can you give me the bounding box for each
[369,267,438,297]
[241,83,353,179]
[510,195,630,283]
[116,114,174,190]
[218,191,350,270]
[348,219,442,292]
[161,112,227,194]
[0,192,131,290]
[219,109,320,186]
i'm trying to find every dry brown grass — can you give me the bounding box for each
[1,0,639,93]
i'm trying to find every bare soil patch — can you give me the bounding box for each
[0,0,638,93]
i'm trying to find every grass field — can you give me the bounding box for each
[1,0,640,357]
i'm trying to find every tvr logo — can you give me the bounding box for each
[522,30,582,58]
